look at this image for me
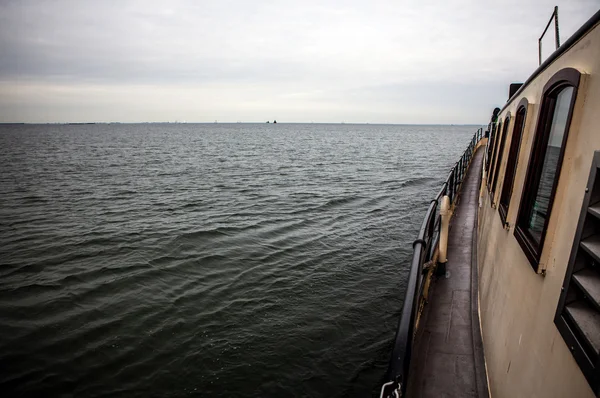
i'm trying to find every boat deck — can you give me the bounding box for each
[406,147,489,398]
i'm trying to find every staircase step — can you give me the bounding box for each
[565,300,600,356]
[573,268,600,311]
[580,235,600,263]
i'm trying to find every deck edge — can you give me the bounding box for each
[471,186,490,397]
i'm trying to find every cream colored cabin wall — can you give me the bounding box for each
[477,23,600,398]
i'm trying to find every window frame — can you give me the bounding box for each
[499,98,529,226]
[514,68,581,272]
[491,114,511,202]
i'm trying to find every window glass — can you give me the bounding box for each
[526,86,574,242]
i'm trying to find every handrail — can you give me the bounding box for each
[538,6,560,65]
[381,127,485,398]
[501,8,600,115]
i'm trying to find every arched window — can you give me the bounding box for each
[488,120,503,193]
[486,122,498,173]
[514,68,581,271]
[499,99,528,225]
[491,115,511,200]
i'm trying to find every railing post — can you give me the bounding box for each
[554,6,560,49]
[453,169,457,202]
[448,169,454,203]
[437,195,451,276]
[455,164,460,194]
[454,167,458,200]
[455,162,460,190]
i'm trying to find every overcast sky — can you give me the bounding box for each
[0,0,598,124]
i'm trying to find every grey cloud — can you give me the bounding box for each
[0,0,598,123]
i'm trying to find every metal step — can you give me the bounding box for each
[588,203,600,220]
[565,301,600,356]
[580,235,600,263]
[573,268,600,311]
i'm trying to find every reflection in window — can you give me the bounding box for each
[514,67,580,271]
[525,87,573,243]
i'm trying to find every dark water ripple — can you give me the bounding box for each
[0,123,477,397]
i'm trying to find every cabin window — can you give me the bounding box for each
[488,121,502,193]
[554,151,600,393]
[499,100,528,225]
[486,122,498,174]
[491,115,511,200]
[514,68,580,271]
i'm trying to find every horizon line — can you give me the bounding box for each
[0,121,486,126]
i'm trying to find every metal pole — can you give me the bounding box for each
[554,6,560,48]
[538,6,560,65]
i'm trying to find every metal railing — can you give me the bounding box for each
[381,127,485,398]
[538,6,560,65]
